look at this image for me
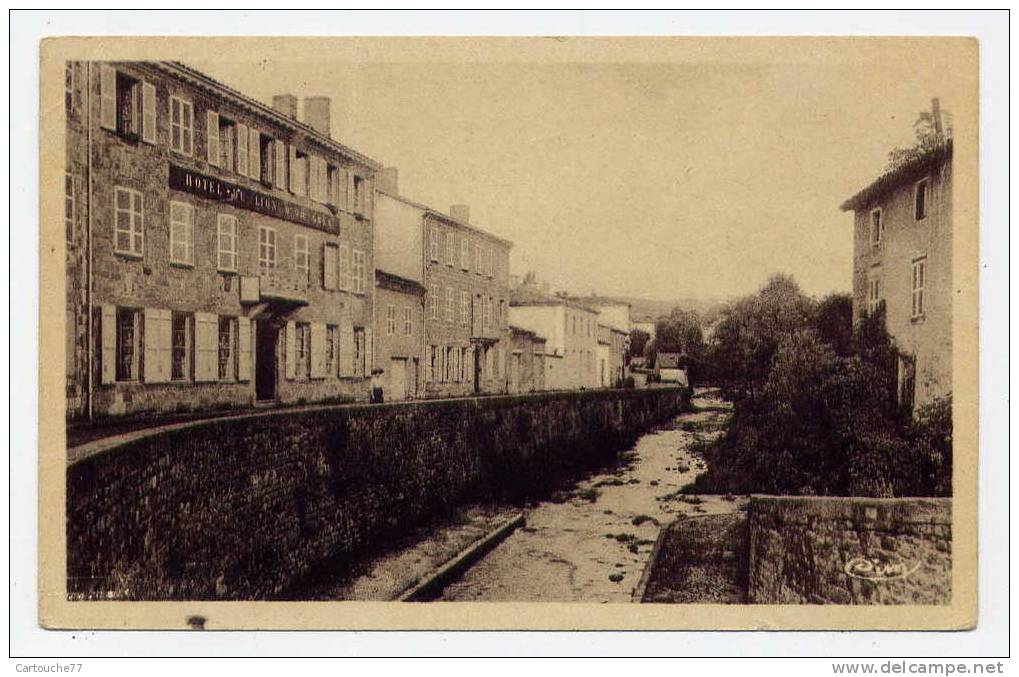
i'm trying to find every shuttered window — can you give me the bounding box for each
[170,312,191,381]
[351,249,366,294]
[386,304,396,336]
[218,316,236,381]
[460,290,469,326]
[207,111,220,166]
[323,242,338,290]
[217,214,238,272]
[294,234,310,283]
[259,226,277,268]
[338,243,351,291]
[116,307,139,382]
[274,140,287,190]
[249,127,261,181]
[194,313,220,382]
[141,82,156,144]
[169,201,194,266]
[114,186,144,257]
[170,96,194,156]
[236,123,249,177]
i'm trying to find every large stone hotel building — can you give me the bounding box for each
[65,61,380,419]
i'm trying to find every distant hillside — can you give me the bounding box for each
[611,296,731,324]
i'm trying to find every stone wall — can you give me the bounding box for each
[748,496,951,605]
[67,387,689,600]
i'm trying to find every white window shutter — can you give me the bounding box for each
[364,327,373,376]
[347,172,357,212]
[142,82,157,144]
[310,323,326,378]
[249,127,260,181]
[236,123,249,177]
[338,316,353,377]
[322,243,337,290]
[159,309,172,380]
[194,313,218,382]
[362,177,372,219]
[99,65,116,130]
[274,140,286,189]
[143,308,165,383]
[206,111,220,166]
[100,304,116,384]
[285,321,296,379]
[237,317,251,382]
[288,146,298,193]
[338,167,349,210]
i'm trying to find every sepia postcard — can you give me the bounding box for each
[38,35,979,631]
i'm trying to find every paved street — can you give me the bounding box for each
[440,388,739,602]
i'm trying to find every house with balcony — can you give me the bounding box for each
[65,61,379,419]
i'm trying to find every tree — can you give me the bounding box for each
[813,293,854,357]
[628,328,650,359]
[709,273,816,399]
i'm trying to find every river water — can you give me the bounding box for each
[440,388,739,602]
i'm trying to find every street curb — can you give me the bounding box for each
[399,512,526,602]
[631,520,670,603]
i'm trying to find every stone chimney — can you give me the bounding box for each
[931,97,943,135]
[303,97,331,137]
[272,94,298,120]
[378,167,399,195]
[450,204,470,223]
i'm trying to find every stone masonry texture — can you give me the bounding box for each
[747,496,952,605]
[67,387,688,600]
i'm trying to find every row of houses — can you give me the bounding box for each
[64,61,631,420]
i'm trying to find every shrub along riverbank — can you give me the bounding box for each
[684,275,951,498]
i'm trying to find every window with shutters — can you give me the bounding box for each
[294,234,310,284]
[65,173,75,243]
[259,134,274,186]
[386,304,396,336]
[353,327,366,377]
[914,179,929,221]
[429,288,439,320]
[911,258,926,319]
[461,236,470,270]
[430,227,440,262]
[870,208,883,249]
[292,149,308,196]
[216,116,236,172]
[352,175,365,214]
[295,322,311,379]
[474,243,482,275]
[327,164,340,205]
[338,243,351,291]
[217,215,238,272]
[460,290,469,326]
[325,325,338,376]
[429,345,437,382]
[323,242,338,290]
[351,249,366,294]
[116,308,140,382]
[114,187,144,257]
[867,275,882,316]
[218,316,236,381]
[169,201,194,266]
[404,307,413,336]
[171,312,191,381]
[259,226,277,268]
[170,96,194,156]
[445,231,455,266]
[115,71,142,139]
[445,287,455,323]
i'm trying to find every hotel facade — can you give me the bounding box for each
[65,61,380,420]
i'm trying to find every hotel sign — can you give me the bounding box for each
[169,164,340,235]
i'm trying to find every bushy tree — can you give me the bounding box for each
[628,328,650,360]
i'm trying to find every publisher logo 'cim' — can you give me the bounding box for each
[843,555,921,581]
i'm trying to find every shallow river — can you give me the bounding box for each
[440,389,737,602]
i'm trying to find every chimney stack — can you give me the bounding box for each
[931,97,943,135]
[450,204,470,223]
[378,167,399,195]
[303,97,331,137]
[272,94,298,120]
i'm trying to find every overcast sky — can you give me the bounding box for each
[190,38,971,302]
